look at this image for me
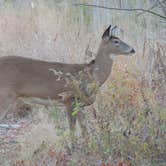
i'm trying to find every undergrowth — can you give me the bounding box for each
[87,63,166,165]
[1,61,165,166]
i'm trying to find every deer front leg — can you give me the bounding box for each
[77,109,90,153]
[64,97,77,149]
[77,109,88,140]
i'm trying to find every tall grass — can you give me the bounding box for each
[0,1,165,165]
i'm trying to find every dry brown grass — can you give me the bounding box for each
[0,1,99,64]
[0,1,165,166]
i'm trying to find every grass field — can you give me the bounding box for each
[0,1,165,166]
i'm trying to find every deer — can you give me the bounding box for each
[0,24,135,147]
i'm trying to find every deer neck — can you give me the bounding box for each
[91,47,113,85]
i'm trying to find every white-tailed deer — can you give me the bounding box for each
[0,25,135,144]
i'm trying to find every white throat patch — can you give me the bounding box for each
[109,54,117,60]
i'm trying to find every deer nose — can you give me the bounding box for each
[131,48,135,53]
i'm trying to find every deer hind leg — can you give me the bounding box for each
[64,97,77,149]
[0,90,17,121]
[14,98,32,118]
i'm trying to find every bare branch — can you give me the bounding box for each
[158,0,166,15]
[74,3,166,20]
[136,1,159,17]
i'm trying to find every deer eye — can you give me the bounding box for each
[114,40,119,44]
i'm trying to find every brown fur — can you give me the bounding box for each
[0,25,135,147]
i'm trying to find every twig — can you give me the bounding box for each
[158,0,166,15]
[136,1,158,17]
[0,124,20,129]
[74,3,166,20]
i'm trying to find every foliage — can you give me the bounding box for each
[87,64,166,165]
[0,0,165,165]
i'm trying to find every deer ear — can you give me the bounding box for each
[102,24,112,39]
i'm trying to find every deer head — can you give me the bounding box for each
[101,25,135,55]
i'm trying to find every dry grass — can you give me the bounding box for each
[0,1,165,166]
[0,1,99,64]
[92,63,165,165]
